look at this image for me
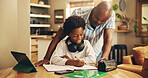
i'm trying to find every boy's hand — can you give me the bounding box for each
[34,59,49,67]
[66,60,85,67]
[74,60,85,67]
[61,55,71,60]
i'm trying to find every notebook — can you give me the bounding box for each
[43,64,97,72]
[11,51,37,73]
[62,70,107,78]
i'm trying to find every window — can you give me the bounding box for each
[69,1,94,15]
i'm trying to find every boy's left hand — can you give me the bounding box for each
[61,55,71,60]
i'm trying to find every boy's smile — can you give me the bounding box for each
[68,27,84,45]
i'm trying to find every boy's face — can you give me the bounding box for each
[68,27,84,45]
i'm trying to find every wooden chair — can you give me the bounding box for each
[108,44,128,65]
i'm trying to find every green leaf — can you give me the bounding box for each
[112,4,118,11]
[116,13,123,19]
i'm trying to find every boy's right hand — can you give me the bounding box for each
[66,60,85,67]
[74,60,85,67]
[34,59,49,67]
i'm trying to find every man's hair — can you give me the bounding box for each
[95,1,112,16]
[63,16,85,34]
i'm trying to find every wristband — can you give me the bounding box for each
[100,58,107,61]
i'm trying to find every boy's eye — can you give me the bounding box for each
[74,35,78,37]
[97,17,100,20]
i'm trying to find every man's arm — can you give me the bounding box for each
[44,28,66,60]
[35,28,66,66]
[101,28,114,59]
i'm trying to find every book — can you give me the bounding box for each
[62,70,107,78]
[43,65,74,72]
[43,64,97,72]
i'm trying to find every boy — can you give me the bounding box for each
[51,16,96,67]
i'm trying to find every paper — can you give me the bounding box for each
[43,64,97,72]
[43,65,74,72]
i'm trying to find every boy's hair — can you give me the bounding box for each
[63,16,85,34]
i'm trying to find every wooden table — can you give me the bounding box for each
[0,66,142,78]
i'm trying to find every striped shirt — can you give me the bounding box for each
[71,7,115,60]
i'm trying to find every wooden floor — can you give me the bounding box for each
[31,52,38,64]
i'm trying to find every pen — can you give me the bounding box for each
[75,56,80,60]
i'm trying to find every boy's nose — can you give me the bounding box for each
[77,36,82,40]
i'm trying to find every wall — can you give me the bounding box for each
[0,0,30,69]
[17,0,30,55]
[112,0,142,54]
[48,0,70,31]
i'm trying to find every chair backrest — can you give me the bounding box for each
[108,44,128,65]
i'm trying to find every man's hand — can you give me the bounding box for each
[34,59,49,67]
[95,58,107,67]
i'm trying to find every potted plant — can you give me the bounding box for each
[119,15,136,30]
[112,4,136,30]
[112,4,126,30]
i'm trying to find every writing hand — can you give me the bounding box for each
[75,60,85,67]
[65,59,85,67]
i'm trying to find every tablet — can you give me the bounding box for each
[11,51,37,73]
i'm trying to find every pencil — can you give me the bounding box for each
[75,56,80,60]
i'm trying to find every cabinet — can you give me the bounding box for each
[31,39,38,52]
[54,9,64,24]
[30,0,51,54]
[30,3,51,35]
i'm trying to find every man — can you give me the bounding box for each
[35,1,115,66]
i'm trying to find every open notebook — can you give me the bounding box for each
[43,64,97,72]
